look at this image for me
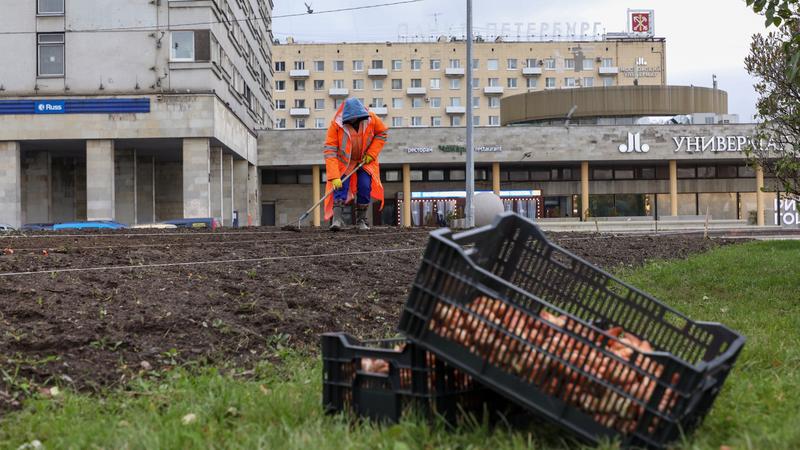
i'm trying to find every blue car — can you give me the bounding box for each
[53,221,128,230]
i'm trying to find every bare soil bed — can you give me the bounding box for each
[0,227,739,414]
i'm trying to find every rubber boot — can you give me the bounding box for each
[356,205,370,231]
[330,202,344,231]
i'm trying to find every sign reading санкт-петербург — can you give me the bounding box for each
[34,100,65,114]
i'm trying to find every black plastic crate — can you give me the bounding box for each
[399,212,745,449]
[322,332,505,424]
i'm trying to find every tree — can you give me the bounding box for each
[746,0,800,79]
[744,21,800,196]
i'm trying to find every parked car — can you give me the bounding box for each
[21,223,54,231]
[53,221,128,230]
[131,223,178,229]
[161,218,219,230]
[0,224,16,232]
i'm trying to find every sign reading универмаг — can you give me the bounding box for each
[0,98,150,115]
[34,100,66,114]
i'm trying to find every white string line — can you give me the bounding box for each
[0,228,432,240]
[0,247,426,278]
[2,231,429,252]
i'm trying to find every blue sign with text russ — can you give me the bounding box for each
[34,100,66,114]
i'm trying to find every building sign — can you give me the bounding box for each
[627,9,655,37]
[620,66,662,78]
[406,146,433,153]
[34,100,65,114]
[775,198,800,226]
[618,132,650,153]
[672,135,782,153]
[438,145,503,153]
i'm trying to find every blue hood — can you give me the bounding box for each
[341,97,369,123]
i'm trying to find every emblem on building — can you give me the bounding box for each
[619,132,650,153]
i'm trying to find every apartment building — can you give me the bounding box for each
[0,0,274,228]
[271,37,666,130]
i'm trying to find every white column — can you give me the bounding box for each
[0,142,22,228]
[182,138,211,218]
[86,140,116,221]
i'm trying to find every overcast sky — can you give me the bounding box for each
[273,0,769,121]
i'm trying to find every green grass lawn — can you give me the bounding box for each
[1,241,799,450]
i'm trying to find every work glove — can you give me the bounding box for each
[362,154,374,165]
[331,178,343,190]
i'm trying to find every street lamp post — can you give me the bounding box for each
[465,0,475,228]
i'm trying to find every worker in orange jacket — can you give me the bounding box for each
[323,98,388,231]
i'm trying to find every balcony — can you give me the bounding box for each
[406,87,427,95]
[445,67,465,77]
[522,67,542,76]
[289,108,310,116]
[367,68,388,77]
[289,69,310,78]
[328,88,349,97]
[445,105,466,114]
[483,86,504,95]
[371,106,388,115]
[598,66,619,75]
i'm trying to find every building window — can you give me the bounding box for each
[451,116,462,126]
[603,77,614,87]
[333,60,344,71]
[334,98,344,109]
[314,60,324,71]
[592,168,613,180]
[429,97,441,108]
[545,77,556,88]
[487,59,499,70]
[392,117,404,127]
[332,79,345,89]
[353,60,364,71]
[37,33,65,76]
[718,165,738,178]
[488,116,500,126]
[275,61,285,72]
[678,167,697,179]
[430,59,441,70]
[526,78,537,89]
[424,169,443,181]
[371,98,384,107]
[487,77,499,87]
[544,58,556,69]
[294,79,306,91]
[582,59,594,70]
[353,79,364,90]
[411,97,423,108]
[392,97,403,108]
[507,78,517,88]
[507,58,518,69]
[601,58,614,67]
[294,61,305,70]
[472,58,479,69]
[564,77,577,87]
[411,78,422,88]
[315,118,326,128]
[431,116,442,127]
[411,116,423,127]
[614,169,634,180]
[38,0,64,15]
[410,170,424,181]
[295,119,306,129]
[473,116,480,126]
[489,97,500,108]
[449,97,461,107]
[275,80,286,91]
[698,166,717,178]
[450,78,461,89]
[275,118,286,129]
[373,79,384,90]
[294,99,306,108]
[531,170,550,181]
[411,59,421,70]
[392,59,402,70]
[314,79,325,90]
[170,31,195,62]
[449,59,461,68]
[525,58,538,68]
[385,170,401,182]
[275,99,286,110]
[564,58,575,69]
[371,60,384,69]
[314,99,325,110]
[472,96,480,108]
[391,79,403,90]
[738,165,755,177]
[430,78,441,90]
[582,77,594,87]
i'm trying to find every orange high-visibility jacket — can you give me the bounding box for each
[322,103,389,220]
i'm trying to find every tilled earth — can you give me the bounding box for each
[0,226,740,414]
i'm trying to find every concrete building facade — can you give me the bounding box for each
[0,0,273,228]
[270,37,666,130]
